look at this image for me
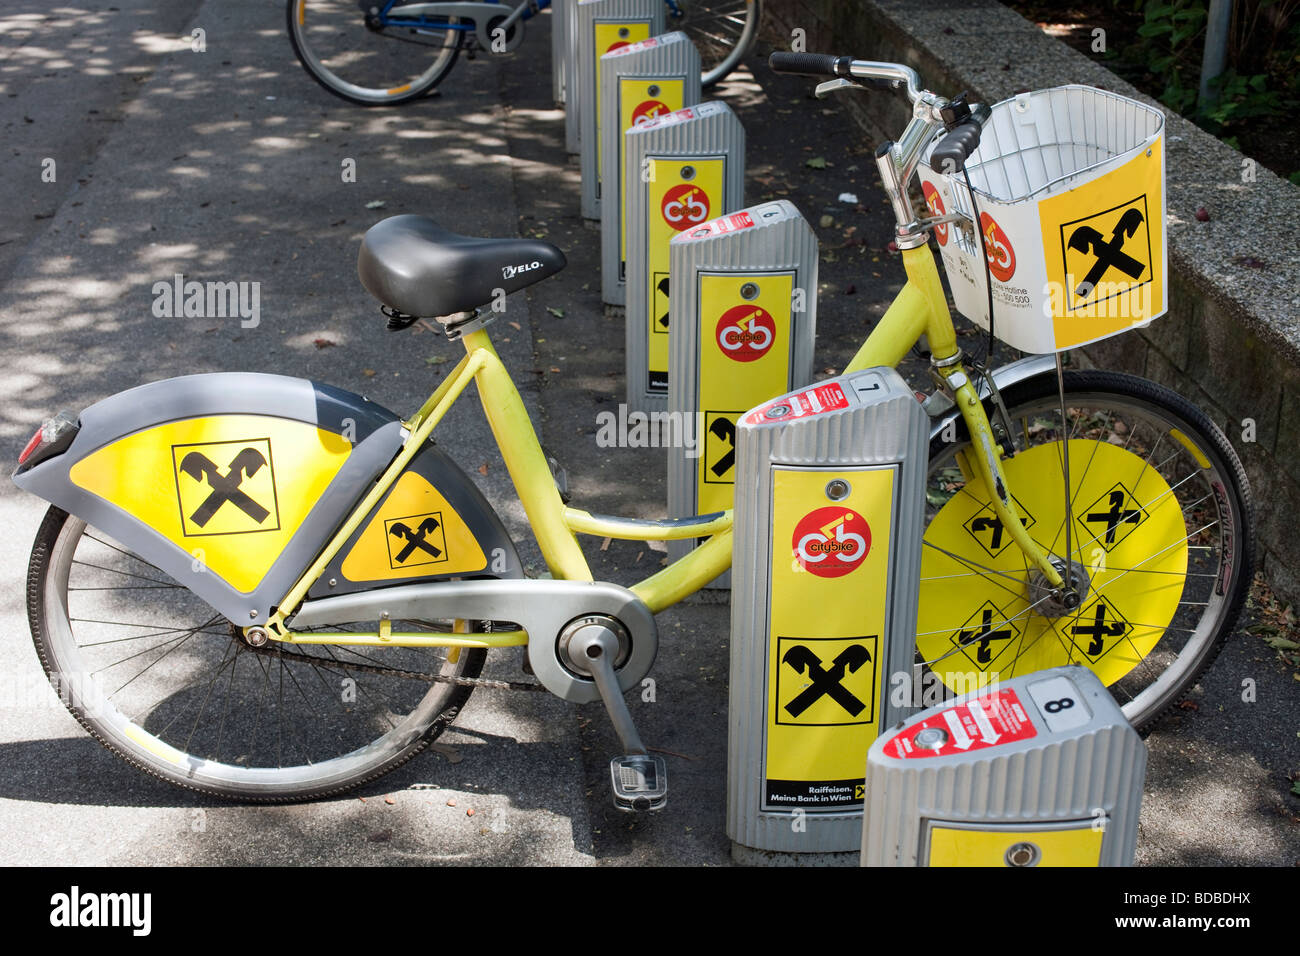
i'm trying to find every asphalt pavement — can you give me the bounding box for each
[0,0,1295,866]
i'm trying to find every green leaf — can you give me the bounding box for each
[1264,636,1300,650]
[805,156,828,169]
[546,306,565,318]
[425,354,449,366]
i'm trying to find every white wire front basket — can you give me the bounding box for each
[918,85,1167,354]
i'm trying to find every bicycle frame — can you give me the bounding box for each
[264,242,1062,649]
[375,0,550,35]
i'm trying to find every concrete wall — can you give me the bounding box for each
[768,0,1300,604]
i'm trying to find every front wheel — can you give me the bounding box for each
[26,507,488,801]
[287,0,463,106]
[917,369,1254,731]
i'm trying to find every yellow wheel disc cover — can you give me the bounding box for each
[917,440,1189,691]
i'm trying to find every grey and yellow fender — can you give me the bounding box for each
[13,372,521,625]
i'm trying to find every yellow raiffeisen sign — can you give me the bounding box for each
[695,272,795,516]
[645,155,726,392]
[763,465,895,811]
[617,75,686,276]
[341,471,486,583]
[592,19,653,189]
[69,415,350,593]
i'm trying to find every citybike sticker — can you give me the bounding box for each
[764,466,895,810]
[592,18,653,195]
[917,440,1187,694]
[745,381,848,425]
[980,212,1016,282]
[617,76,687,270]
[341,471,486,582]
[68,414,351,593]
[696,271,793,514]
[922,181,948,246]
[679,210,755,241]
[882,688,1037,759]
[632,98,670,123]
[792,506,871,578]
[715,304,776,362]
[645,156,726,395]
[660,182,712,229]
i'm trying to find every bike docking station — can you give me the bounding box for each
[552,0,568,105]
[861,665,1146,866]
[623,101,745,412]
[665,200,818,588]
[726,367,929,862]
[597,32,701,302]
[567,0,664,159]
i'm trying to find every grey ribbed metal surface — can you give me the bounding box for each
[551,0,568,105]
[597,33,700,300]
[571,0,664,174]
[666,201,818,585]
[862,665,1145,867]
[624,101,745,412]
[727,368,929,856]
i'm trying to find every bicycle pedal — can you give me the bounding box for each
[609,754,667,812]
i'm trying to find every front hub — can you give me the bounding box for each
[1027,558,1091,618]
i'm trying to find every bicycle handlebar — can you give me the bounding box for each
[768,52,923,102]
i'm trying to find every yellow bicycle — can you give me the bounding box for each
[16,54,1252,804]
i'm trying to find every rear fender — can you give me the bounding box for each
[12,372,517,624]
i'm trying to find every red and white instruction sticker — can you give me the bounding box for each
[745,381,849,425]
[882,689,1036,759]
[678,210,755,242]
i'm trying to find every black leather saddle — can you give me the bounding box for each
[357,214,566,318]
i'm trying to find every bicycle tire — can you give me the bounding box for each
[917,369,1254,731]
[672,0,763,87]
[286,0,462,107]
[27,506,489,802]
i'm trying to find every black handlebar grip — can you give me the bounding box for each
[930,119,983,174]
[768,52,851,77]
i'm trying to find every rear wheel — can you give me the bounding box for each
[671,0,763,87]
[27,507,488,801]
[917,370,1253,730]
[287,0,463,106]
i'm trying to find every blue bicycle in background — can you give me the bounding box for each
[287,0,762,105]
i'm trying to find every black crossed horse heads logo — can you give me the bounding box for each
[781,644,872,718]
[1067,207,1146,300]
[178,447,270,528]
[387,516,443,564]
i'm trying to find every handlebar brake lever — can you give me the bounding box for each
[814,77,864,99]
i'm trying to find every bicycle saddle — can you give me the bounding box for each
[358,214,566,318]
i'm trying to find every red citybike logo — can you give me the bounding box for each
[604,40,631,53]
[792,507,871,578]
[660,183,710,231]
[922,182,948,246]
[715,304,775,362]
[632,100,670,125]
[980,212,1016,282]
